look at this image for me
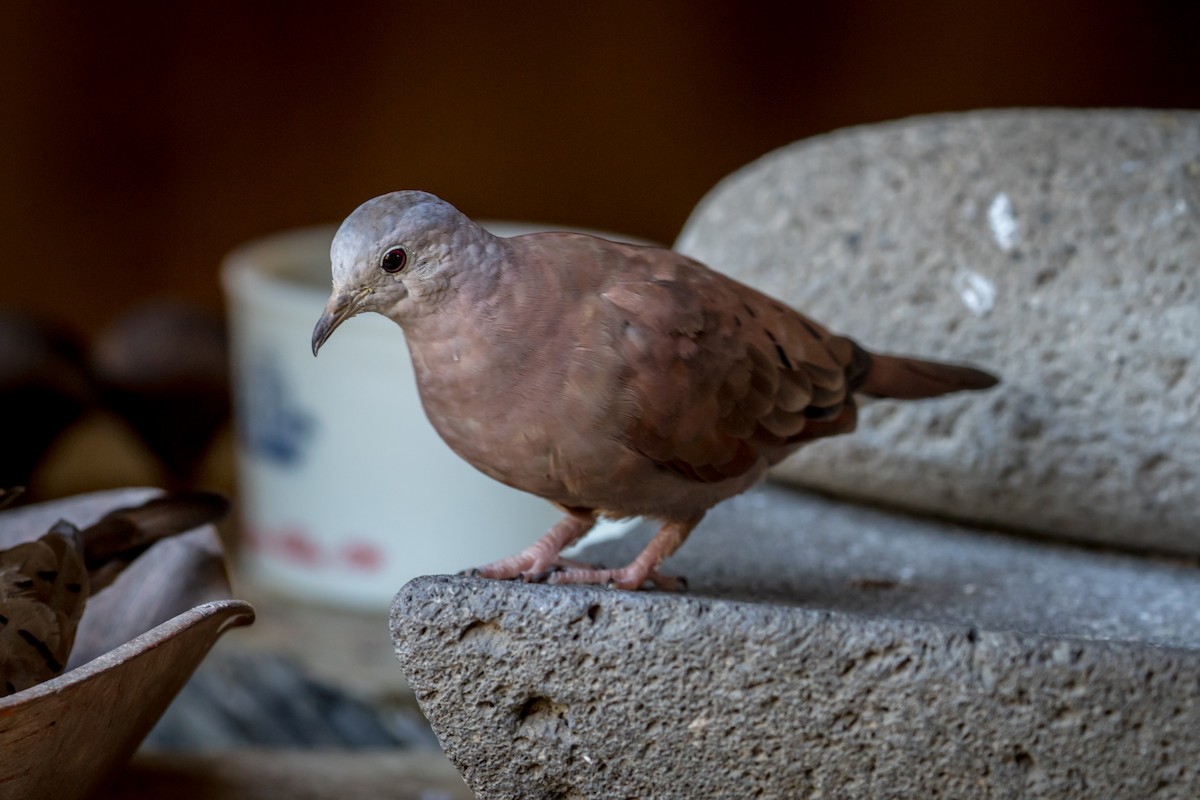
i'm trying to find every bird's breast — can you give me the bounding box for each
[404,311,625,501]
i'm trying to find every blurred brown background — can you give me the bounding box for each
[0,1,1198,499]
[3,1,1197,335]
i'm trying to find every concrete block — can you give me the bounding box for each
[675,109,1200,555]
[392,484,1200,799]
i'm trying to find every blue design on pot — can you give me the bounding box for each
[238,351,314,466]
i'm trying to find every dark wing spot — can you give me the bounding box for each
[774,343,794,370]
[742,302,757,319]
[17,629,63,673]
[846,342,874,391]
[733,315,743,328]
[804,403,843,420]
[801,320,823,339]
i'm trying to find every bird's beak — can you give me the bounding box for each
[312,286,373,356]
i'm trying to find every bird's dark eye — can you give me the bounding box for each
[380,247,408,273]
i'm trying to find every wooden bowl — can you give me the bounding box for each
[0,487,255,799]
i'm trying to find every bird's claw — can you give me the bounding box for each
[553,565,687,592]
[464,550,685,591]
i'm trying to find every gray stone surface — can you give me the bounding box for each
[675,109,1200,555]
[392,484,1200,799]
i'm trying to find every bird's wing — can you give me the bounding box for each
[0,524,88,695]
[0,491,228,695]
[599,253,867,483]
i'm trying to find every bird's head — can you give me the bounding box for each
[311,190,494,356]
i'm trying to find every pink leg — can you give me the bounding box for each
[547,514,702,591]
[466,510,596,581]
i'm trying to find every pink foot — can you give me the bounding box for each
[547,564,687,591]
[466,554,596,583]
[463,512,595,581]
[465,512,701,593]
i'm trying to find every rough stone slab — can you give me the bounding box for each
[675,109,1200,555]
[392,484,1200,799]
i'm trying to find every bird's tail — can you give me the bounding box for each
[858,352,998,400]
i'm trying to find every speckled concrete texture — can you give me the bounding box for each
[391,485,1200,800]
[675,109,1200,555]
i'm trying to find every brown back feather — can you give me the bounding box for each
[606,253,868,483]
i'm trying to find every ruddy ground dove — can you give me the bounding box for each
[312,191,997,590]
[0,491,229,695]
